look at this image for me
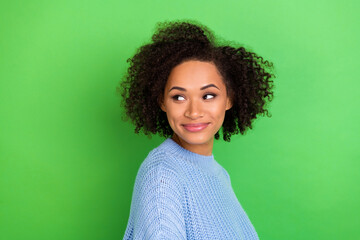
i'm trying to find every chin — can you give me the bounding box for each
[177,133,214,146]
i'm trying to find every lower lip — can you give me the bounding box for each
[182,123,210,132]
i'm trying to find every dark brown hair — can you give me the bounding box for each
[118,20,275,141]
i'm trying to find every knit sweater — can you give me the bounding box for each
[123,138,259,240]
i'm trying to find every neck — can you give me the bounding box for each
[171,134,214,156]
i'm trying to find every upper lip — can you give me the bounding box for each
[182,123,210,127]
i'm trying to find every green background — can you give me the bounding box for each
[1,0,359,239]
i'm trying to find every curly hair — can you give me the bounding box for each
[117,20,275,142]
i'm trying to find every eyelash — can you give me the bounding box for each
[171,93,217,101]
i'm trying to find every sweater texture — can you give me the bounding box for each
[123,138,259,240]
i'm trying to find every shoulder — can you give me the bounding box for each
[126,141,187,239]
[220,166,231,184]
[138,142,175,175]
[138,139,184,174]
[133,141,184,194]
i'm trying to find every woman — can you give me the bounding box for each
[119,20,275,240]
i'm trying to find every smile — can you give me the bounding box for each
[182,123,210,132]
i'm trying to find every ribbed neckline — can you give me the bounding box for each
[162,138,221,176]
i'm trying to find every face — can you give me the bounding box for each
[160,60,232,153]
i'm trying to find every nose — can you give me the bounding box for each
[184,100,204,119]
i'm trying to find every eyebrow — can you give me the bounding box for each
[168,84,219,92]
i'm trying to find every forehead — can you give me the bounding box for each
[166,60,225,89]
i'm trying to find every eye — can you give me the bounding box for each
[203,94,216,100]
[172,95,185,101]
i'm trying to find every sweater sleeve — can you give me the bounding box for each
[123,151,187,240]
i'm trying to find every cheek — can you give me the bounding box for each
[165,103,182,121]
[209,101,227,118]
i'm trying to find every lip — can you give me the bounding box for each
[182,123,210,132]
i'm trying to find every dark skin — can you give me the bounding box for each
[160,60,232,156]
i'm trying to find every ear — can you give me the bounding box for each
[225,96,233,111]
[158,95,167,112]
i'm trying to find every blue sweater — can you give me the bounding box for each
[123,138,259,240]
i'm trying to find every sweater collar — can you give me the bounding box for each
[163,138,220,175]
